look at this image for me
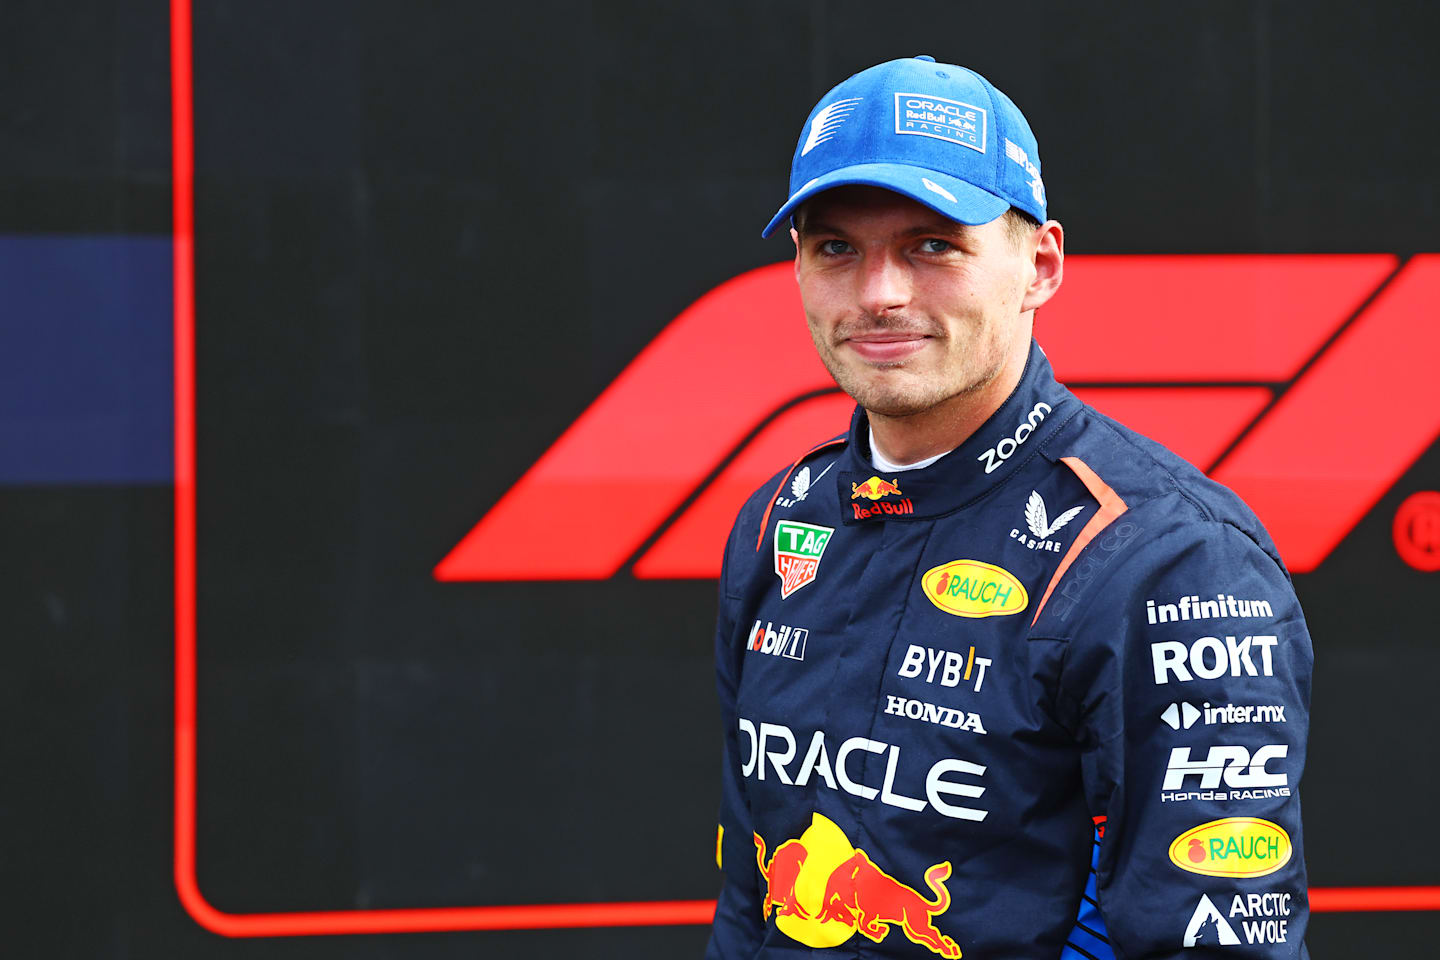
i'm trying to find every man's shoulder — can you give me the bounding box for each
[724,431,850,564]
[1045,400,1283,570]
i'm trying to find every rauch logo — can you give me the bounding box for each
[921,560,1028,618]
[1169,818,1293,878]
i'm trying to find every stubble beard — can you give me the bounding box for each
[813,313,1006,420]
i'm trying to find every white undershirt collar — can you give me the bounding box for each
[869,425,954,473]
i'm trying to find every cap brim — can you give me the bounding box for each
[760,162,1011,238]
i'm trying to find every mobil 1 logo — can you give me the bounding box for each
[747,620,808,661]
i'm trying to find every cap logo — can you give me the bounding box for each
[894,93,986,153]
[921,177,957,203]
[801,97,863,156]
[1005,138,1045,207]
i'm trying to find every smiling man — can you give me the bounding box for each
[706,57,1311,959]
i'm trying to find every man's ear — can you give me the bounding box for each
[1020,220,1064,313]
[791,226,802,282]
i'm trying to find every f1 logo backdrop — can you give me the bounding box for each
[165,0,1440,943]
[436,254,1440,582]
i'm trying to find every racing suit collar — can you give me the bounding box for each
[836,339,1076,524]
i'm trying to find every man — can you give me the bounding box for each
[706,56,1311,959]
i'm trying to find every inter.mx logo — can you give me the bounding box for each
[432,256,1440,583]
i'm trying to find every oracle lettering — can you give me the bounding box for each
[736,717,988,821]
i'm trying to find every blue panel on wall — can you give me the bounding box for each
[0,234,172,484]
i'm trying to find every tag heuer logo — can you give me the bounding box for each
[774,520,834,599]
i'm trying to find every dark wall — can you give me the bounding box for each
[3,1,1437,956]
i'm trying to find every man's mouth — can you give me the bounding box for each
[844,332,930,364]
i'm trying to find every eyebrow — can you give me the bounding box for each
[800,219,975,240]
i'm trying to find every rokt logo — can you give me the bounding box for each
[1151,635,1279,684]
[754,812,962,957]
[748,620,808,661]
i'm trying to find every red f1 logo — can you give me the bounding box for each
[435,254,1440,581]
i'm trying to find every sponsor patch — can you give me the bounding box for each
[920,560,1028,618]
[747,620,809,661]
[894,92,986,152]
[852,476,903,500]
[1151,635,1279,684]
[1184,890,1294,947]
[755,812,963,957]
[1162,701,1287,730]
[1169,818,1293,878]
[774,520,833,599]
[1147,594,1275,623]
[978,401,1049,473]
[775,460,835,509]
[1010,489,1083,552]
[884,695,986,734]
[896,643,991,693]
[1161,744,1291,803]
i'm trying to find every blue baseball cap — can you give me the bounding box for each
[762,55,1047,238]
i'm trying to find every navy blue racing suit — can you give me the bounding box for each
[705,340,1311,959]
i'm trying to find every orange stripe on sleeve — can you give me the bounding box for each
[1031,456,1129,625]
[755,438,847,552]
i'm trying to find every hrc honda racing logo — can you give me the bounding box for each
[737,718,987,822]
[1161,744,1291,803]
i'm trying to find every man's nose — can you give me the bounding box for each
[856,251,912,316]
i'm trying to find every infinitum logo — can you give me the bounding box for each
[1147,594,1275,623]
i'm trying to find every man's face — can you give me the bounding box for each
[793,186,1039,419]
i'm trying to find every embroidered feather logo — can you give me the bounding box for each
[780,460,836,507]
[801,97,863,156]
[1025,490,1083,540]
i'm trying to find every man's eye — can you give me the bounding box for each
[819,239,852,256]
[920,238,952,253]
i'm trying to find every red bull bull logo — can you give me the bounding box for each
[852,475,904,500]
[754,813,964,957]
